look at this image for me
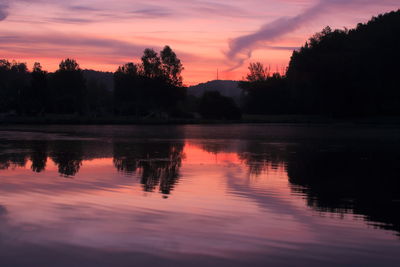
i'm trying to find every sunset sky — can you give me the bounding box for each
[0,0,398,85]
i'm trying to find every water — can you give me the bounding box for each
[0,124,399,267]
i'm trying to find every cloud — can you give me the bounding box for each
[49,17,96,24]
[0,33,152,64]
[129,7,172,18]
[226,0,399,69]
[227,2,324,63]
[68,5,101,12]
[0,0,9,21]
[0,32,199,67]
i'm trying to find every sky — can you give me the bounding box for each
[0,0,398,85]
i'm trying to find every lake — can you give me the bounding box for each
[0,124,399,267]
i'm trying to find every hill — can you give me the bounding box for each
[187,80,241,99]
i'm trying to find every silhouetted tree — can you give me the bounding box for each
[161,45,184,86]
[21,62,48,115]
[246,62,269,82]
[239,63,290,114]
[0,60,29,114]
[114,47,186,116]
[86,78,113,116]
[114,62,142,115]
[49,58,86,114]
[199,91,241,120]
[141,48,163,79]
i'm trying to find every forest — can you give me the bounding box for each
[0,9,399,121]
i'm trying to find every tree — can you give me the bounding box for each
[0,60,29,114]
[239,63,289,114]
[27,62,48,114]
[86,78,112,116]
[49,59,86,114]
[114,47,187,116]
[161,45,184,86]
[246,62,269,82]
[199,91,241,120]
[113,62,141,115]
[141,49,162,79]
[59,58,80,71]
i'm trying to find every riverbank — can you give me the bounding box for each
[1,114,400,125]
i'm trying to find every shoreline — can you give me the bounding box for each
[1,115,400,126]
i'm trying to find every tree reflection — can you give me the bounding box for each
[49,141,84,177]
[113,141,184,194]
[0,141,29,170]
[287,143,400,236]
[0,127,399,239]
[192,138,400,237]
[30,141,48,173]
[237,142,288,176]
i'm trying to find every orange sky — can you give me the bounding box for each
[0,0,398,85]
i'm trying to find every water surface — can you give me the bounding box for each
[0,124,399,266]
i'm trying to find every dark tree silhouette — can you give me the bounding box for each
[286,10,400,116]
[86,78,113,116]
[239,68,290,115]
[114,47,186,117]
[199,91,241,120]
[114,62,141,115]
[141,48,163,79]
[246,62,269,82]
[48,58,86,114]
[161,45,184,87]
[0,60,29,114]
[21,62,48,115]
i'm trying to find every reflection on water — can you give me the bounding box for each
[0,125,399,266]
[113,140,184,194]
[287,144,400,236]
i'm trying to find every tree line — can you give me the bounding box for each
[0,46,191,118]
[240,9,400,116]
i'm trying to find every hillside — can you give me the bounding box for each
[187,80,241,99]
[286,9,400,115]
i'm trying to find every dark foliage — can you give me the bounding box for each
[0,60,29,114]
[26,63,49,114]
[238,10,400,117]
[48,59,86,114]
[287,10,400,116]
[240,71,290,114]
[199,91,242,120]
[113,46,186,116]
[0,46,187,118]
